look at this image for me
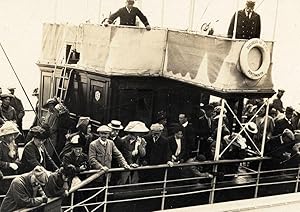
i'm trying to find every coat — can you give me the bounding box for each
[21,140,58,173]
[0,105,17,122]
[228,9,261,39]
[168,136,186,162]
[108,7,149,26]
[0,172,45,212]
[9,96,24,122]
[89,138,128,169]
[62,151,88,173]
[121,135,146,164]
[143,135,172,165]
[0,140,20,176]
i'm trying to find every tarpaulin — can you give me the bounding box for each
[39,24,274,94]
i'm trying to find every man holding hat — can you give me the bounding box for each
[7,87,25,131]
[105,0,151,30]
[228,0,261,39]
[0,165,48,211]
[89,125,130,183]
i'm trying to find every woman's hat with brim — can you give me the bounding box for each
[0,93,13,99]
[124,121,149,133]
[0,121,20,137]
[245,122,258,134]
[108,120,123,130]
[30,126,49,139]
[76,117,90,129]
[43,98,59,108]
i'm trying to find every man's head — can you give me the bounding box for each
[97,125,112,142]
[277,89,285,98]
[285,106,294,120]
[31,126,48,147]
[31,166,49,186]
[150,123,164,140]
[173,126,183,140]
[245,0,256,13]
[108,120,123,138]
[0,94,13,107]
[126,0,135,10]
[178,113,188,125]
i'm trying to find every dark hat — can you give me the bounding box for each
[7,87,16,91]
[32,88,39,96]
[30,126,49,139]
[70,135,83,148]
[286,106,294,113]
[278,89,285,93]
[43,98,59,108]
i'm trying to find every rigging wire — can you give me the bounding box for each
[0,41,38,119]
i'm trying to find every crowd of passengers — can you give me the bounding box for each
[1,88,300,210]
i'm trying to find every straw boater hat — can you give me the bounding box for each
[0,121,20,137]
[124,121,149,133]
[245,122,258,134]
[108,120,123,130]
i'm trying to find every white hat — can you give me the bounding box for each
[0,121,20,137]
[150,123,164,131]
[108,120,123,130]
[245,122,258,134]
[97,125,112,133]
[124,121,149,133]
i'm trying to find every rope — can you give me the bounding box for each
[0,42,39,123]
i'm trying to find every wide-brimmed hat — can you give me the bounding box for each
[76,117,90,129]
[108,120,123,130]
[97,125,112,133]
[70,135,83,148]
[0,93,13,99]
[245,122,258,134]
[124,121,149,133]
[150,123,164,131]
[0,121,20,137]
[33,166,49,186]
[30,126,49,139]
[43,98,59,108]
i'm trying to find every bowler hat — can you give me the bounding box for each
[108,120,123,130]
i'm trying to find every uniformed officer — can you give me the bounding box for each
[228,0,261,39]
[104,0,151,31]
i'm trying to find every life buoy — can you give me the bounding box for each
[239,38,270,80]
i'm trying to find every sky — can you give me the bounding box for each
[0,0,300,125]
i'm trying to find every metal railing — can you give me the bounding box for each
[3,157,299,211]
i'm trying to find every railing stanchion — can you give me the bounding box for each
[70,192,74,212]
[103,174,110,212]
[161,168,168,210]
[209,164,218,204]
[254,160,262,198]
[295,164,300,192]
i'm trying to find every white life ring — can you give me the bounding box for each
[239,38,270,80]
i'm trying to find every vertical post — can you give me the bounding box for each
[103,175,110,212]
[161,168,168,210]
[295,164,300,192]
[161,0,165,27]
[209,99,225,204]
[260,99,270,156]
[70,192,74,212]
[188,0,196,30]
[272,0,280,41]
[233,0,240,39]
[254,161,262,198]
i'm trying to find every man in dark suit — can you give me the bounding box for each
[228,0,261,39]
[273,106,294,136]
[179,113,196,158]
[105,0,151,30]
[169,125,186,163]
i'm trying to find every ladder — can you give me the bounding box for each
[54,43,75,102]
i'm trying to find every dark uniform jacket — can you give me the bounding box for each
[0,172,45,211]
[21,141,58,173]
[108,7,149,26]
[228,9,261,39]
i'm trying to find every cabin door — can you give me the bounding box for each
[89,78,110,123]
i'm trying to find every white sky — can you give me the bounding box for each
[0,0,299,112]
